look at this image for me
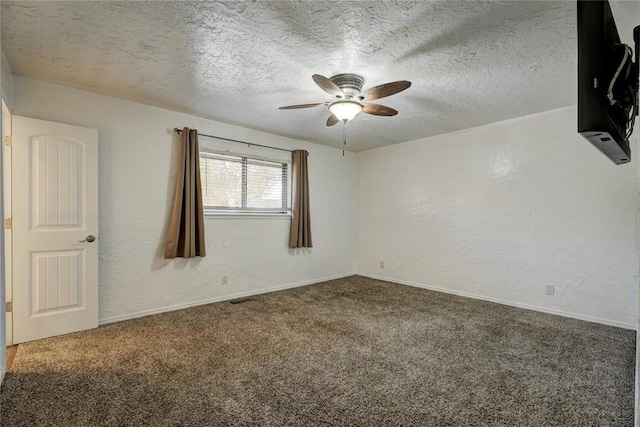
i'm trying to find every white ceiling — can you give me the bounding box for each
[1,1,638,152]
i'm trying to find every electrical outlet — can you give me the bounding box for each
[221,275,229,285]
[545,285,555,296]
[380,261,385,269]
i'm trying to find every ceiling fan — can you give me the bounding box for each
[279,74,411,126]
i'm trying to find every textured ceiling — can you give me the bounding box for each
[1,1,639,152]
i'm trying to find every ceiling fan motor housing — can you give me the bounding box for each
[330,73,364,99]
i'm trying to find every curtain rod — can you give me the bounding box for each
[173,128,292,153]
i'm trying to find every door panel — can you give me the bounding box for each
[13,116,98,344]
[31,250,82,315]
[31,136,83,229]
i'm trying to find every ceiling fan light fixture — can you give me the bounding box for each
[329,100,363,122]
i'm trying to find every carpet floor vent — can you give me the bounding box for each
[229,298,255,305]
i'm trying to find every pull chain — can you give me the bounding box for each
[342,120,347,156]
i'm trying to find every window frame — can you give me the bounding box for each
[199,149,292,217]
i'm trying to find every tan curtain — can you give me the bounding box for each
[289,149,312,248]
[165,128,206,258]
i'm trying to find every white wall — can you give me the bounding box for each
[9,76,639,331]
[12,77,357,323]
[357,106,638,328]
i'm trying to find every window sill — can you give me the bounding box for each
[204,211,291,219]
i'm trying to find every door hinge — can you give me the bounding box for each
[5,301,12,313]
[3,135,11,146]
[4,218,10,229]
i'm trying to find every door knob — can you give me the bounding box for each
[79,235,96,243]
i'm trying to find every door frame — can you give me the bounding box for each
[2,99,11,347]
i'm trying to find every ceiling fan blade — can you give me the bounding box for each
[362,104,398,116]
[326,114,340,126]
[312,74,344,98]
[279,103,326,110]
[359,81,411,101]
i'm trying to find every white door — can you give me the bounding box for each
[13,116,98,344]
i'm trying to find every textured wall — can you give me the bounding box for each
[9,76,639,331]
[12,77,357,323]
[357,106,638,328]
[1,51,12,109]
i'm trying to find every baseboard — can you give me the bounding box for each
[99,272,356,326]
[358,273,636,330]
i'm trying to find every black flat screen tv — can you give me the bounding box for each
[577,0,639,165]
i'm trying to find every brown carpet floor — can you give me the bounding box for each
[0,276,635,426]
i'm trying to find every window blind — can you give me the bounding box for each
[199,151,291,215]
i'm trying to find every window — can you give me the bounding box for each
[199,150,291,215]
